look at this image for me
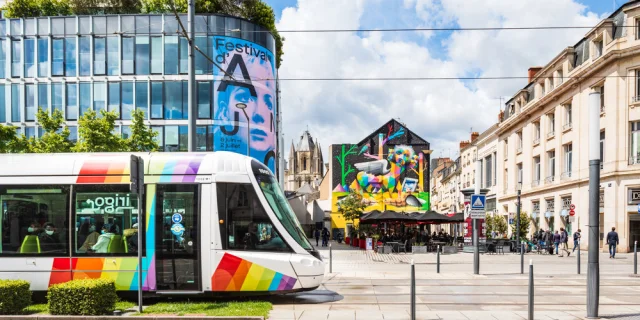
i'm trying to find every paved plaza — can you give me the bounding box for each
[267,242,640,320]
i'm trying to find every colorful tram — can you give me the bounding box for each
[0,152,324,295]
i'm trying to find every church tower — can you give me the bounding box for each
[285,130,324,192]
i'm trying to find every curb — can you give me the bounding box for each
[0,317,264,320]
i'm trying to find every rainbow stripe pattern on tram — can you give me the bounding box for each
[212,253,297,291]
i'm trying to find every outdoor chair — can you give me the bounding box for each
[495,240,505,255]
[397,240,407,254]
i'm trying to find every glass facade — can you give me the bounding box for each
[0,14,277,158]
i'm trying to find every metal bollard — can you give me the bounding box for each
[329,243,332,274]
[410,259,416,320]
[437,245,440,274]
[577,240,581,275]
[521,242,525,274]
[635,241,637,275]
[528,259,534,320]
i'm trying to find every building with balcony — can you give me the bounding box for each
[0,13,281,172]
[496,0,640,252]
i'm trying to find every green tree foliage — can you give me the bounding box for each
[0,124,27,153]
[28,108,73,153]
[486,214,508,238]
[242,0,284,68]
[127,109,159,151]
[509,211,532,240]
[72,109,126,152]
[339,191,366,224]
[4,0,70,18]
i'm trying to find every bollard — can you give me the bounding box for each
[577,240,581,275]
[635,241,637,275]
[329,243,332,274]
[528,259,534,320]
[437,245,440,274]
[521,242,525,274]
[410,259,416,320]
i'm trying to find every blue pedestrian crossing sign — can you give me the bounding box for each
[471,194,486,210]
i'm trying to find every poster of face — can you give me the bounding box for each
[212,36,277,172]
[401,178,418,193]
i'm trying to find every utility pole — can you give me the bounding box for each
[587,90,601,318]
[474,157,481,274]
[187,0,196,152]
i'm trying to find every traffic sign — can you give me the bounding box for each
[470,209,486,219]
[569,209,575,216]
[637,203,640,213]
[471,195,486,210]
[570,204,576,210]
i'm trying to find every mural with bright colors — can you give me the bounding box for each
[331,119,431,213]
[212,253,297,291]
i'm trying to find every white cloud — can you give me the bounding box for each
[276,0,602,164]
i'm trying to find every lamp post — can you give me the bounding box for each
[235,103,250,156]
[587,90,601,318]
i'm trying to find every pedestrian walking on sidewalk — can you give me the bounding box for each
[322,228,330,247]
[559,227,570,257]
[314,229,320,246]
[606,227,619,259]
[573,229,581,253]
[553,230,561,255]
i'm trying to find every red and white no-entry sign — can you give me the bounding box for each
[569,209,576,216]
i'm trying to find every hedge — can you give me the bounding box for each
[0,279,31,314]
[47,278,117,315]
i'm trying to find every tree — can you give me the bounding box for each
[241,0,284,68]
[72,109,126,152]
[509,211,532,240]
[339,191,366,225]
[127,109,159,152]
[28,108,73,153]
[4,0,70,17]
[0,124,28,153]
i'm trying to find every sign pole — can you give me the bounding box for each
[473,159,482,275]
[587,90,601,318]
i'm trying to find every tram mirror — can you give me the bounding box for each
[130,155,139,195]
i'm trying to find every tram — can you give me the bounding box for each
[0,152,324,295]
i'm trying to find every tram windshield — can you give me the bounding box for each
[255,173,313,251]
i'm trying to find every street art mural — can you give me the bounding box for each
[331,120,431,213]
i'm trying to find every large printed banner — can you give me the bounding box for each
[212,36,277,172]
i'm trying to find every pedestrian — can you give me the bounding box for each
[314,229,320,246]
[322,228,330,247]
[545,230,553,254]
[553,230,561,255]
[606,226,619,259]
[572,229,581,253]
[559,227,570,257]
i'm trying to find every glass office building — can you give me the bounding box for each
[0,14,279,170]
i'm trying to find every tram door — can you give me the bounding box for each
[155,184,201,291]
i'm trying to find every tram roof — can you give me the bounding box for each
[0,152,255,177]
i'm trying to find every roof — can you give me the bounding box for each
[296,130,316,152]
[356,119,430,147]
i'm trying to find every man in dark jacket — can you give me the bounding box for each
[559,227,570,257]
[606,227,619,258]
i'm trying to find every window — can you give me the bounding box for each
[0,39,5,78]
[0,85,4,123]
[94,37,106,75]
[485,155,492,187]
[122,125,130,139]
[93,82,106,112]
[11,84,20,122]
[68,126,77,143]
[66,83,77,120]
[547,150,555,182]
[546,199,555,227]
[548,113,555,137]
[517,131,523,152]
[107,37,119,76]
[517,163,523,187]
[637,18,640,40]
[599,85,605,113]
[533,156,541,186]
[11,39,21,78]
[540,82,545,96]
[108,82,120,116]
[151,82,163,119]
[563,144,572,178]
[122,82,134,120]
[164,36,178,75]
[79,82,91,116]
[52,39,64,76]
[164,81,184,119]
[122,37,134,75]
[216,183,290,252]
[549,77,554,90]
[532,201,540,217]
[564,104,572,129]
[600,131,605,169]
[52,83,63,114]
[594,39,603,58]
[197,81,211,119]
[0,185,70,255]
[558,70,563,85]
[135,36,149,75]
[165,125,179,151]
[195,36,209,75]
[25,84,35,121]
[135,82,148,117]
[533,121,540,144]
[37,38,48,77]
[504,139,508,160]
[150,37,162,74]
[179,125,188,151]
[74,185,140,255]
[504,169,508,191]
[79,36,90,76]
[24,38,35,77]
[152,126,163,150]
[630,121,640,164]
[25,127,35,139]
[64,37,76,76]
[38,83,48,114]
[179,37,188,74]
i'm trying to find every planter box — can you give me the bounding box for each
[353,239,359,247]
[412,246,427,254]
[442,246,458,254]
[345,237,350,245]
[378,245,393,254]
[359,239,366,249]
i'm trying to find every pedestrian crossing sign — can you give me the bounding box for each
[471,194,486,210]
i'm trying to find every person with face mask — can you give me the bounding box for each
[91,224,114,253]
[39,223,62,253]
[79,222,103,252]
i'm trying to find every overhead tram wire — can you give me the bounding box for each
[244,74,640,81]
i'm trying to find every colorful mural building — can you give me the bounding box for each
[315,119,431,236]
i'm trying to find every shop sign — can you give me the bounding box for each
[628,189,640,204]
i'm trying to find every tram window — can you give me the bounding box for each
[0,185,70,255]
[73,185,142,256]
[216,183,290,252]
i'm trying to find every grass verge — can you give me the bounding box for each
[137,301,272,317]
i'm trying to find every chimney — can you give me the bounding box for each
[459,140,470,149]
[471,132,480,141]
[528,67,543,83]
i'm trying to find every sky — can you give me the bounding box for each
[263,0,615,162]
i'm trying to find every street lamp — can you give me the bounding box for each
[235,103,250,156]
